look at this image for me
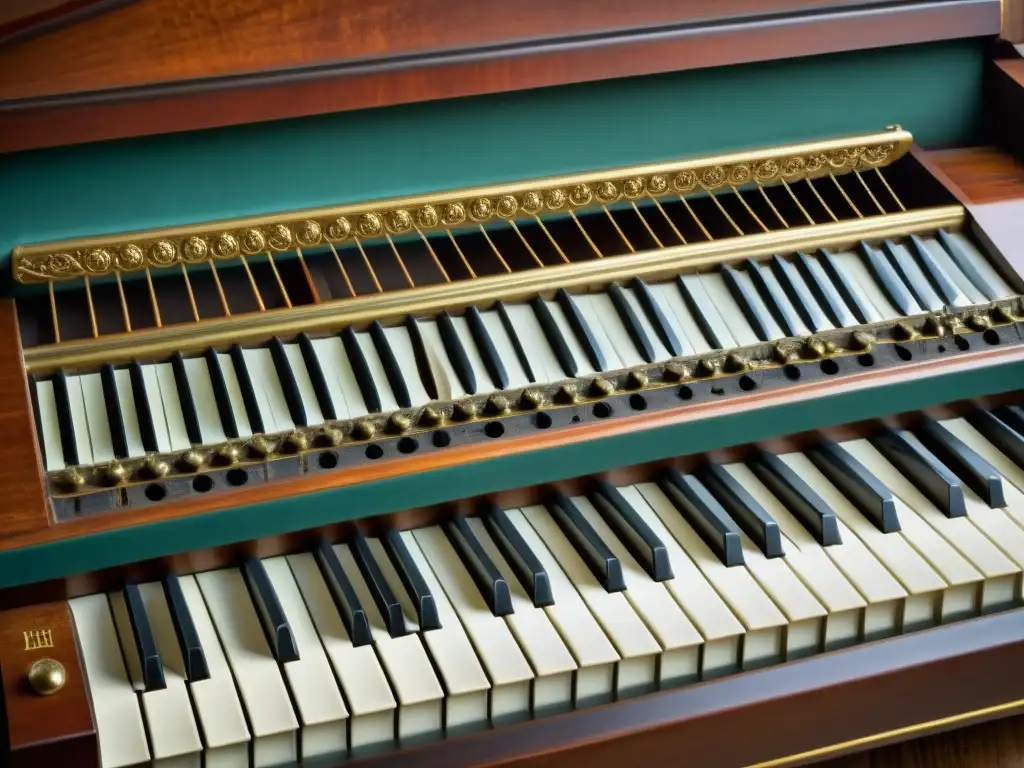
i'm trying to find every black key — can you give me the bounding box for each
[937,229,999,301]
[497,301,536,383]
[967,407,1024,471]
[818,248,873,324]
[796,251,857,327]
[122,583,166,691]
[857,241,917,316]
[243,558,301,663]
[466,307,509,390]
[171,352,203,445]
[129,363,159,453]
[556,289,606,371]
[883,239,943,312]
[914,418,1006,508]
[908,235,962,306]
[588,480,672,581]
[721,264,772,341]
[268,337,308,427]
[52,370,79,465]
[482,502,553,607]
[340,327,382,414]
[807,439,900,533]
[868,426,966,518]
[749,451,842,546]
[382,529,441,631]
[659,469,745,566]
[229,345,266,434]
[746,258,804,337]
[405,316,441,401]
[674,275,724,349]
[314,540,373,647]
[607,283,656,363]
[437,311,477,394]
[547,492,626,592]
[699,462,784,558]
[351,532,406,637]
[204,349,239,438]
[445,515,514,616]
[770,255,829,333]
[162,574,210,682]
[369,320,412,409]
[297,333,336,420]
[530,297,577,377]
[993,405,1024,437]
[631,278,684,356]
[100,365,129,459]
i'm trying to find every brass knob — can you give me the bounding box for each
[27,658,66,696]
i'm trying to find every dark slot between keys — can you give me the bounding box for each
[908,234,961,306]
[437,311,478,394]
[314,540,373,647]
[659,469,745,567]
[382,530,442,631]
[340,327,382,414]
[445,516,514,616]
[369,320,412,409]
[162,575,210,682]
[171,352,204,445]
[675,275,725,350]
[795,251,856,328]
[530,297,578,377]
[556,289,607,371]
[721,264,772,342]
[482,503,554,607]
[122,584,167,691]
[882,239,941,313]
[350,532,407,637]
[857,241,916,316]
[52,370,79,466]
[993,405,1024,438]
[204,349,240,438]
[771,255,829,333]
[914,418,1005,509]
[966,407,1024,472]
[268,337,308,427]
[588,481,673,581]
[229,344,266,434]
[298,333,337,421]
[607,283,655,363]
[868,426,966,518]
[497,301,537,383]
[819,248,873,324]
[466,306,509,391]
[748,452,843,546]
[405,315,442,401]
[243,558,301,663]
[129,362,160,453]
[698,463,784,558]
[547,492,626,592]
[745,258,804,337]
[100,364,129,459]
[631,277,684,356]
[807,439,901,533]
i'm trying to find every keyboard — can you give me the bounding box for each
[68,404,1024,768]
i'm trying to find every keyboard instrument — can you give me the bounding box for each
[2,2,1024,767]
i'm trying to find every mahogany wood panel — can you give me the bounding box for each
[0,1,137,46]
[0,601,97,768]
[0,301,50,540]
[922,147,1024,205]
[1004,0,1024,43]
[0,0,999,153]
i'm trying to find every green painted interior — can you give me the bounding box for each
[0,39,986,293]
[2,353,1020,589]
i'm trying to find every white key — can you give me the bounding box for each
[182,357,227,445]
[64,373,95,463]
[521,505,662,698]
[844,439,1019,613]
[757,266,810,336]
[109,586,202,768]
[113,369,145,458]
[35,379,65,470]
[449,314,505,394]
[649,281,712,354]
[887,242,943,311]
[696,273,760,346]
[503,508,620,707]
[782,453,948,631]
[720,463,865,651]
[466,517,578,714]
[310,337,360,419]
[542,299,598,376]
[635,483,787,669]
[570,294,627,369]
[382,325,434,407]
[247,347,296,431]
[726,268,786,340]
[802,255,857,327]
[195,569,299,767]
[175,576,251,768]
[215,353,253,438]
[69,594,150,768]
[831,250,900,320]
[154,363,192,450]
[943,231,1015,299]
[676,274,738,349]
[478,310,532,389]
[141,365,173,452]
[918,236,986,304]
[618,486,744,677]
[777,262,835,331]
[724,465,906,641]
[351,331,401,410]
[498,304,566,384]
[620,284,681,359]
[262,557,348,760]
[281,344,326,426]
[287,554,396,753]
[333,543,444,742]
[393,532,491,733]
[412,526,534,725]
[80,372,115,462]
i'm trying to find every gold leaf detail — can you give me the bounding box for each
[496,195,518,218]
[84,248,112,273]
[521,192,543,214]
[181,236,209,263]
[782,157,805,177]
[701,166,726,189]
[386,210,412,234]
[728,164,751,185]
[469,198,492,221]
[267,223,293,250]
[296,220,322,246]
[240,228,265,254]
[212,233,239,259]
[647,174,669,194]
[358,213,383,237]
[116,244,145,271]
[753,160,780,182]
[545,189,567,210]
[326,217,351,241]
[416,205,439,228]
[569,184,592,206]
[441,203,465,226]
[149,240,177,267]
[805,153,827,173]
[674,171,698,192]
[623,177,644,198]
[596,181,618,202]
[828,149,851,168]
[863,143,894,164]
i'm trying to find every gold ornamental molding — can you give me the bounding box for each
[11,127,912,284]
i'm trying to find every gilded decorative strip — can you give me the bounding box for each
[11,127,911,284]
[22,204,961,374]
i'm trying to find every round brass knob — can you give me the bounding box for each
[27,658,66,696]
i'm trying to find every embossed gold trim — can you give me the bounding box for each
[23,205,962,374]
[11,127,912,284]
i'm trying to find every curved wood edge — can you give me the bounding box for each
[352,610,1024,768]
[0,0,1000,153]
